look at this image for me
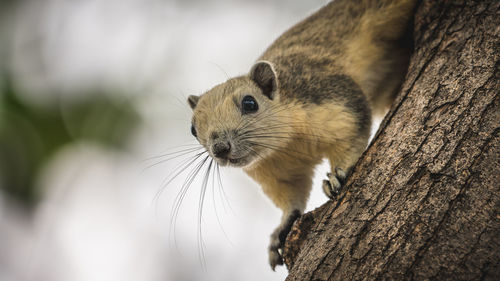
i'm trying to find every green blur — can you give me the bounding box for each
[0,75,140,207]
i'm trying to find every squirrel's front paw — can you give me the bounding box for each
[322,167,346,199]
[268,210,301,270]
[268,233,284,271]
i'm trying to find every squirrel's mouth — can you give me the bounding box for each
[215,155,251,167]
[228,156,250,166]
[209,141,255,167]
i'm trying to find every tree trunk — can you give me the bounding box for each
[283,1,499,280]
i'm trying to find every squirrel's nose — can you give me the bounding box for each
[212,141,231,159]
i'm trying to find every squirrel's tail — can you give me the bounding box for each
[343,0,418,116]
[361,0,418,42]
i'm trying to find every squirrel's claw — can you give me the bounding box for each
[322,167,347,199]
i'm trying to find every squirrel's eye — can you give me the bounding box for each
[242,95,258,114]
[191,125,197,137]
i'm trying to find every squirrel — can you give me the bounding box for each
[187,0,416,270]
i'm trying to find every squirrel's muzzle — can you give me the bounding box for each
[212,141,231,159]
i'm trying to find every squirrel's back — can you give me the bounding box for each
[260,0,416,115]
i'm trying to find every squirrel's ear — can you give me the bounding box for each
[250,61,278,99]
[187,95,200,110]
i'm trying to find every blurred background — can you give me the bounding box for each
[0,0,342,280]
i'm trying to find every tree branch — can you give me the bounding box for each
[282,1,500,280]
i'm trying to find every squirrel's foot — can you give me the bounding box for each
[268,231,284,271]
[322,167,347,199]
[268,210,301,270]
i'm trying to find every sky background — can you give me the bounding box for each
[0,0,381,280]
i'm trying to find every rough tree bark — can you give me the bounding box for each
[282,1,499,280]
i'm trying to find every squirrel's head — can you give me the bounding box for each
[188,61,290,167]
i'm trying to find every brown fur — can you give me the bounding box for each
[188,0,417,269]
